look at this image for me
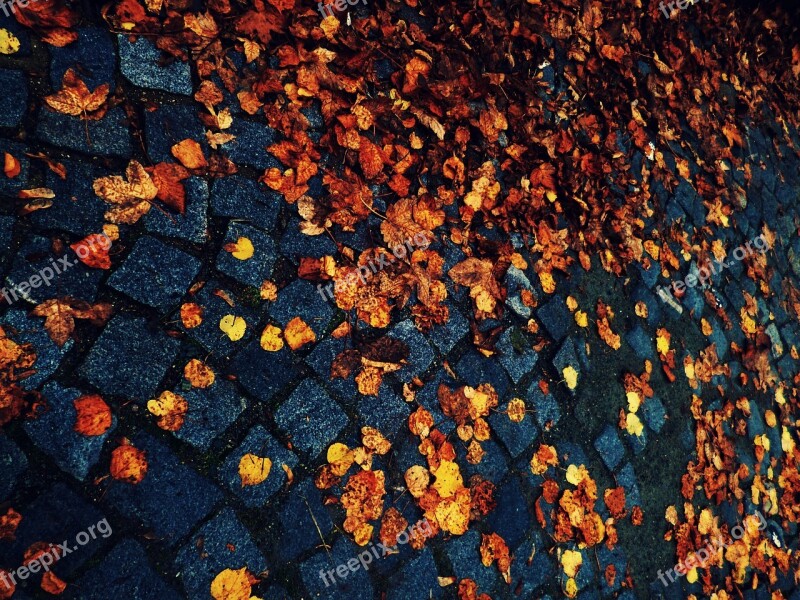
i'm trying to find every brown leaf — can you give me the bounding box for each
[44,69,109,119]
[93,160,158,224]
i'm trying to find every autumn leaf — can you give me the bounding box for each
[73,394,112,436]
[70,234,112,270]
[210,568,258,600]
[31,298,113,347]
[238,453,272,487]
[220,315,246,341]
[93,160,158,225]
[183,359,215,388]
[44,69,109,119]
[224,237,254,260]
[283,316,316,350]
[150,162,189,214]
[479,533,512,583]
[171,139,208,170]
[147,391,188,431]
[110,441,148,484]
[180,302,204,328]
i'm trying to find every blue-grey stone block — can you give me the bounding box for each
[36,107,132,159]
[0,435,27,502]
[216,222,275,288]
[0,69,27,127]
[145,177,208,244]
[171,377,246,451]
[275,378,347,458]
[118,35,192,95]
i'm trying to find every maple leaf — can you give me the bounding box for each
[449,258,506,319]
[14,0,79,47]
[31,298,112,347]
[93,160,158,224]
[70,233,112,270]
[44,69,109,119]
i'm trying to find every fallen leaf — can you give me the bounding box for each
[73,394,112,436]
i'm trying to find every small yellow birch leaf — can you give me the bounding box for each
[0,29,20,55]
[210,568,252,600]
[563,365,578,390]
[574,310,588,327]
[259,324,284,351]
[225,237,254,260]
[561,549,583,577]
[220,315,246,341]
[432,460,463,498]
[626,391,641,413]
[238,453,272,486]
[625,412,643,436]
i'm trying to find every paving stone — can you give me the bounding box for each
[106,433,222,546]
[0,69,27,128]
[30,160,107,235]
[0,434,27,502]
[210,175,282,231]
[527,378,561,429]
[389,319,434,380]
[177,279,260,355]
[0,140,29,196]
[144,104,206,162]
[233,340,299,403]
[175,507,268,600]
[0,483,107,578]
[624,324,655,361]
[216,222,276,287]
[0,216,14,262]
[444,530,500,591]
[357,385,411,437]
[461,438,508,482]
[109,235,201,311]
[270,279,333,338]
[485,476,530,549]
[497,326,538,383]
[145,177,209,244]
[641,396,667,433]
[504,265,534,318]
[1,309,72,389]
[275,378,347,459]
[50,27,115,89]
[36,107,132,158]
[24,382,115,481]
[118,34,192,95]
[218,425,298,507]
[279,215,338,262]
[489,398,538,458]
[277,478,333,560]
[300,536,374,600]
[455,350,511,399]
[537,295,571,341]
[170,376,246,451]
[616,462,642,507]
[305,337,358,405]
[4,234,104,305]
[428,302,469,354]
[593,425,625,471]
[223,119,280,169]
[510,529,555,596]
[80,315,180,400]
[385,549,442,600]
[65,539,181,600]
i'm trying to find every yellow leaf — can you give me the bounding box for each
[147,391,188,431]
[538,271,556,294]
[626,391,641,413]
[238,453,272,486]
[0,29,20,55]
[432,460,463,498]
[625,412,643,436]
[565,577,578,598]
[563,365,578,390]
[210,568,252,600]
[561,549,583,577]
[220,315,246,341]
[656,328,671,355]
[259,324,284,351]
[565,464,589,485]
[574,310,588,327]
[507,398,526,423]
[225,237,254,260]
[284,316,316,350]
[686,567,698,584]
[184,359,215,388]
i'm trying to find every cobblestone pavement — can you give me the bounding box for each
[1,3,800,600]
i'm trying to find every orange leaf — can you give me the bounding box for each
[44,69,108,118]
[183,359,215,388]
[73,394,112,436]
[70,234,112,270]
[171,139,208,170]
[284,316,316,350]
[147,391,188,432]
[150,162,189,214]
[180,302,204,328]
[110,442,148,484]
[3,153,20,178]
[40,572,67,595]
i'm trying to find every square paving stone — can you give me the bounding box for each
[527,379,561,430]
[0,69,27,127]
[118,34,192,95]
[497,327,538,383]
[461,438,509,483]
[233,339,300,404]
[444,530,500,592]
[386,549,442,600]
[270,279,334,339]
[0,434,27,502]
[504,265,535,318]
[536,295,571,341]
[209,175,282,231]
[106,432,222,546]
[510,529,555,596]
[80,315,180,401]
[0,483,107,579]
[641,396,667,433]
[24,382,116,481]
[50,27,115,90]
[108,235,201,311]
[428,302,469,354]
[216,223,276,287]
[279,216,338,262]
[455,350,511,399]
[30,159,108,235]
[170,376,246,450]
[594,424,626,471]
[357,386,411,437]
[489,398,538,458]
[300,536,374,600]
[144,104,206,162]
[218,425,298,507]
[1,309,72,389]
[145,177,209,244]
[175,507,268,600]
[223,119,280,169]
[275,378,347,459]
[36,107,133,159]
[305,337,359,405]
[5,234,104,305]
[64,539,181,600]
[277,478,333,561]
[389,319,434,380]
